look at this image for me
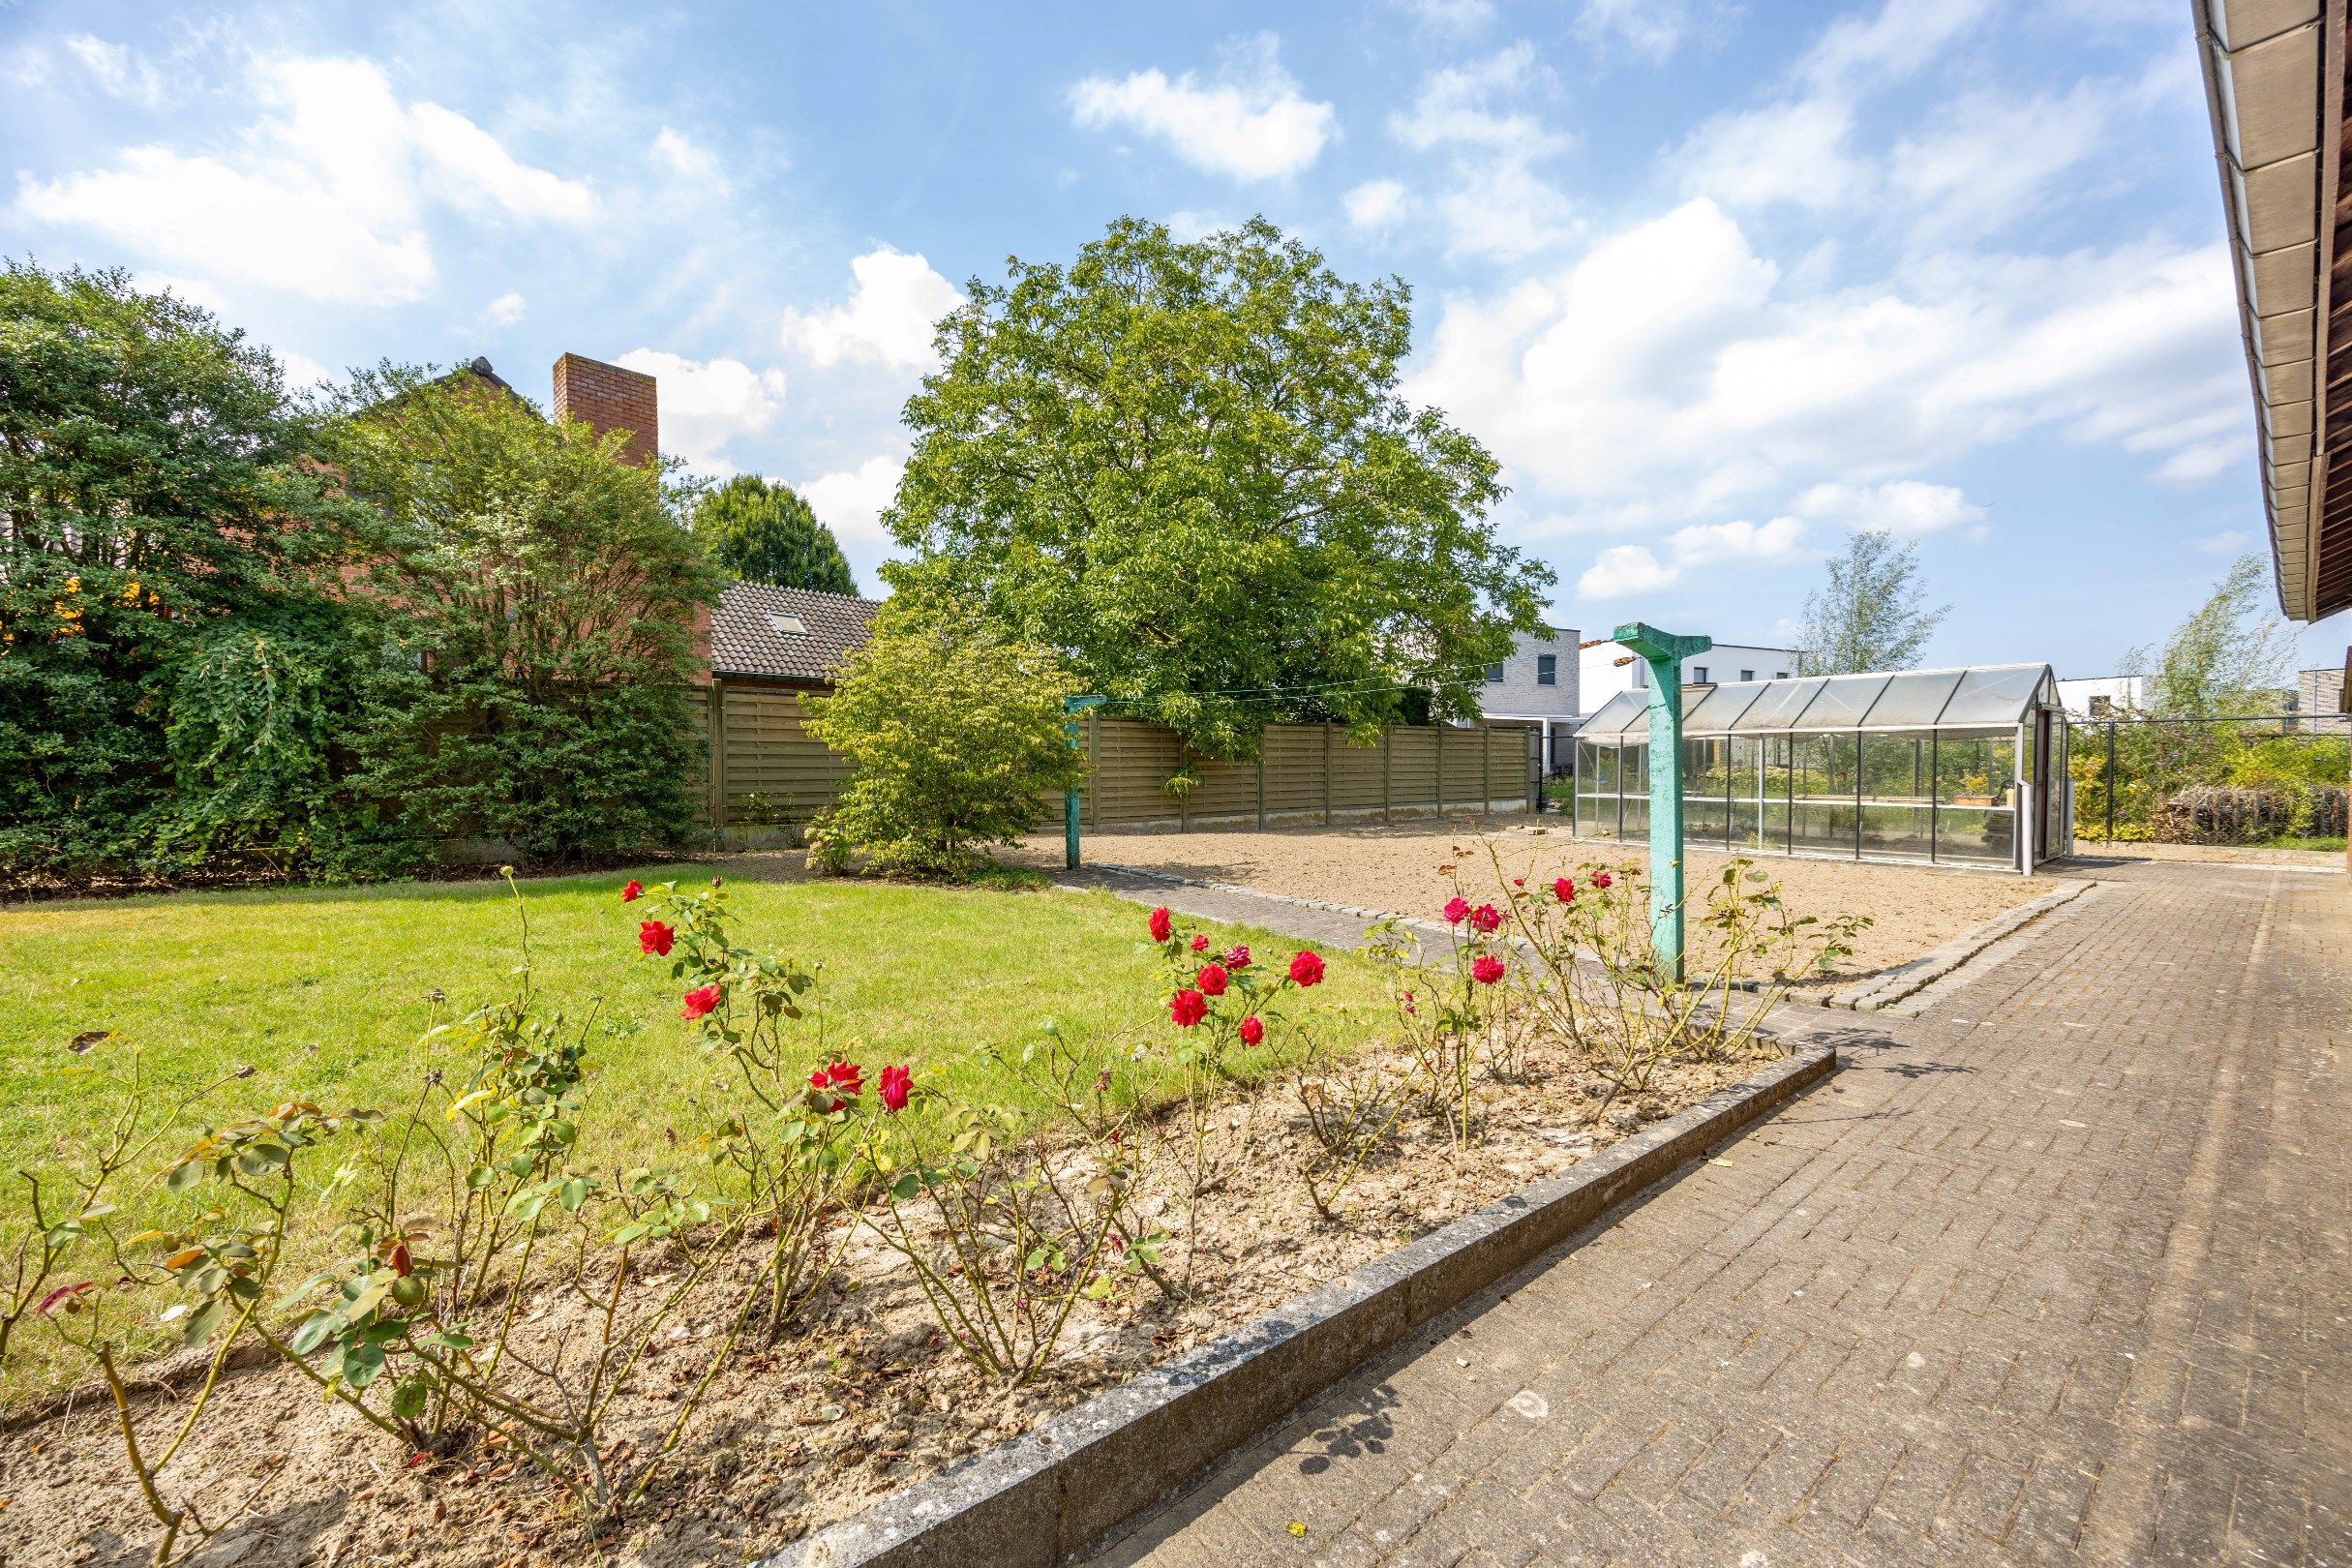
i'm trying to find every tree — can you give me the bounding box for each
[1793,529,1947,676]
[690,474,857,594]
[323,366,720,862]
[803,604,1084,878]
[2127,554,2296,717]
[0,262,356,879]
[884,216,1551,760]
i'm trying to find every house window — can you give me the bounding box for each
[1775,670,1789,679]
[1536,653,1556,686]
[1739,669,1754,681]
[766,613,807,635]
[2089,695,2114,717]
[1691,665,1709,683]
[1485,661,1505,683]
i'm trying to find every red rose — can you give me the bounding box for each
[1593,871,1613,890]
[1288,950,1325,987]
[620,879,644,903]
[1239,1016,1265,1046]
[1553,877,1575,902]
[824,1060,863,1097]
[1471,955,1506,985]
[638,920,676,956]
[1469,903,1502,934]
[1197,962,1229,997]
[880,1065,913,1113]
[1512,877,1524,888]
[1443,895,1470,924]
[1191,933,1211,952]
[1169,988,1208,1027]
[1149,907,1173,943]
[1224,945,1251,968]
[680,984,721,1020]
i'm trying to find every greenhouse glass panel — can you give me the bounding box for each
[1860,670,1965,729]
[1683,736,1733,846]
[1729,678,1828,731]
[1791,734,1857,856]
[1683,682,1764,732]
[1727,736,1770,850]
[1934,729,2015,864]
[1792,673,1891,731]
[1859,732,1936,859]
[1941,665,2044,726]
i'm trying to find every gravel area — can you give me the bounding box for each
[1015,816,2065,982]
[2063,839,2346,868]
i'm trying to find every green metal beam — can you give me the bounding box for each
[1612,622,1711,979]
[1064,695,1106,869]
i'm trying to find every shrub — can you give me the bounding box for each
[804,608,1084,877]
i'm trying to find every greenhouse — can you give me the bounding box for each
[1571,663,2073,872]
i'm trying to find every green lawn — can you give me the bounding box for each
[1,866,1388,1164]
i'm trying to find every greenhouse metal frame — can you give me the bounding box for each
[1570,663,2072,872]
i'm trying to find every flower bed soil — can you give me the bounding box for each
[0,1032,1764,1568]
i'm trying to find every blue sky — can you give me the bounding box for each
[5,0,2343,678]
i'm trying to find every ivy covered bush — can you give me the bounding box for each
[0,263,720,888]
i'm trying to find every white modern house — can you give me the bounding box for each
[1479,625,1582,773]
[1578,640,1797,709]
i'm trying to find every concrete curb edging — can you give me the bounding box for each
[1815,879,2096,1011]
[755,1044,1841,1568]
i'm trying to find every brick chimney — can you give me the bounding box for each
[551,352,658,466]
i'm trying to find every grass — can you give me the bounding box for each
[0,864,1393,1402]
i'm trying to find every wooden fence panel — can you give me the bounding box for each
[698,683,1531,837]
[719,686,850,825]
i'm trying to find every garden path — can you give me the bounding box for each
[1070,858,2352,1566]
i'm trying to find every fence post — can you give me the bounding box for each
[1435,725,1446,817]
[1321,725,1334,826]
[2104,721,2116,844]
[707,678,728,838]
[1482,725,1493,817]
[1382,725,1393,824]
[1256,746,1267,830]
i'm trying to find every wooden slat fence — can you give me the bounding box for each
[698,681,1535,842]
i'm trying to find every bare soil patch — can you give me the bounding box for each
[1014,816,2062,983]
[0,1025,1770,1568]
[2063,840,2346,869]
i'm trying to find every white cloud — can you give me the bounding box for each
[1674,97,1862,211]
[1580,514,1808,598]
[613,348,788,476]
[1070,34,1337,182]
[1390,45,1574,259]
[485,289,527,325]
[1793,479,1983,534]
[1395,0,1496,32]
[651,127,730,193]
[1404,199,2241,539]
[1166,209,1238,242]
[15,55,596,305]
[779,246,963,372]
[1574,0,1721,64]
[59,34,170,106]
[1675,0,2001,215]
[1580,544,1677,599]
[801,454,905,551]
[1344,178,1410,231]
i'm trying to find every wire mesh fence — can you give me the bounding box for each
[2069,713,2350,848]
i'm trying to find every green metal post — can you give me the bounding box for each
[1064,695,1105,868]
[1613,622,1711,980]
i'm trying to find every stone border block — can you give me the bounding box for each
[755,1043,1839,1568]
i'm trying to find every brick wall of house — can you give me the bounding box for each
[552,352,659,467]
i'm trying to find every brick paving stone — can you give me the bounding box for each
[1074,862,2351,1566]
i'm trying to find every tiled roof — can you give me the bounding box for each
[710,582,878,682]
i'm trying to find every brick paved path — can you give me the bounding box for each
[1078,860,2352,1567]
